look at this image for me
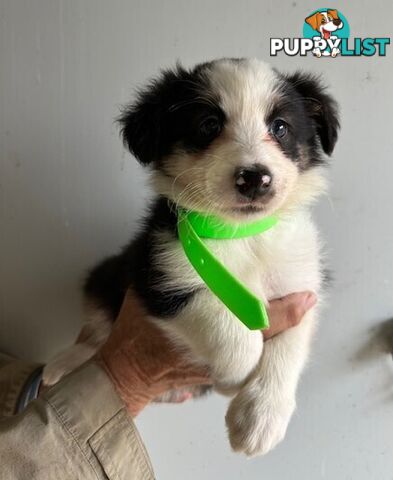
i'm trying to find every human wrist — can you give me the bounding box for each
[96,289,212,415]
[97,341,158,417]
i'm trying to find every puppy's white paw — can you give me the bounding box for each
[43,359,73,386]
[43,344,95,386]
[225,386,295,457]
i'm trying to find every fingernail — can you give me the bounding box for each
[178,392,193,402]
[304,292,317,310]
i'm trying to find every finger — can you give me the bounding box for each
[154,389,194,403]
[264,291,317,339]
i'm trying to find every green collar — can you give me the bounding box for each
[177,210,278,330]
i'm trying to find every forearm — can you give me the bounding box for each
[0,362,154,480]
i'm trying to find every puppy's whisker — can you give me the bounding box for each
[174,182,205,210]
[203,152,226,162]
[169,166,206,201]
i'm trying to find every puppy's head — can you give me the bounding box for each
[119,58,339,221]
[305,10,343,38]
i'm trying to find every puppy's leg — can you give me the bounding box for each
[226,307,317,456]
[158,293,263,396]
[43,306,112,386]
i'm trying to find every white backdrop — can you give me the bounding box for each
[1,1,393,478]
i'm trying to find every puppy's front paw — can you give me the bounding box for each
[225,387,295,456]
[43,344,95,386]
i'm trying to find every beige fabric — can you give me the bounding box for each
[0,361,155,480]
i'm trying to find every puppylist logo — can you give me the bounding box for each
[271,9,390,57]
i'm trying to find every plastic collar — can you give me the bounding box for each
[177,210,278,330]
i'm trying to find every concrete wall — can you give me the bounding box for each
[1,1,392,478]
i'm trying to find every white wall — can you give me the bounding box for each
[1,1,393,478]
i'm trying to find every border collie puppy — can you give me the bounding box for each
[44,58,339,456]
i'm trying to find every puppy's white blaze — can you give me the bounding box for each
[208,59,276,114]
[208,59,277,148]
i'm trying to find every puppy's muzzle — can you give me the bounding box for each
[235,164,273,201]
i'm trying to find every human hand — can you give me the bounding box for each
[97,289,317,416]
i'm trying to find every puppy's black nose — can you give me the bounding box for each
[235,165,273,200]
[333,18,341,26]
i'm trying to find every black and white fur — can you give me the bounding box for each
[44,58,339,456]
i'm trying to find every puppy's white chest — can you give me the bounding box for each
[206,212,322,302]
[156,211,321,305]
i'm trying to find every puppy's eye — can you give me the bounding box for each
[270,119,288,139]
[199,115,221,138]
[321,18,326,24]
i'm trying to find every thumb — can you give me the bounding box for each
[264,291,317,339]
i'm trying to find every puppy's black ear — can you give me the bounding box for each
[118,87,162,165]
[286,72,340,155]
[118,66,189,165]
